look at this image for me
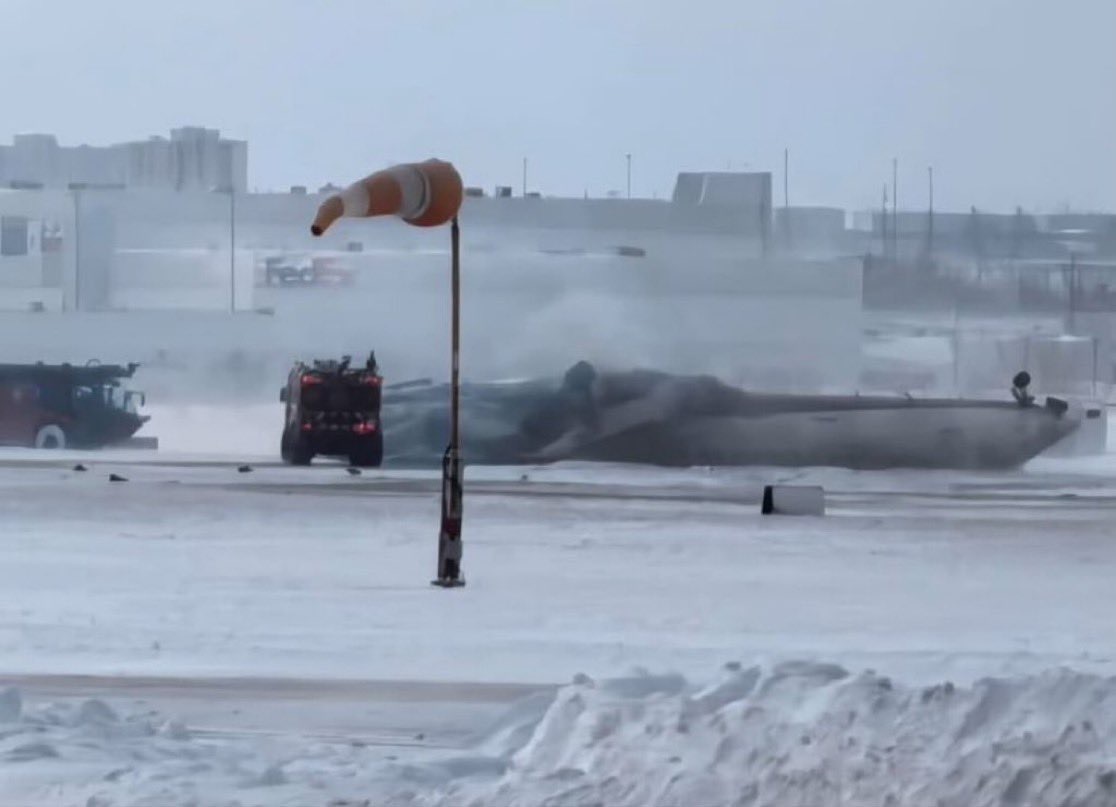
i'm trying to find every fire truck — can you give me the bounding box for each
[0,362,148,449]
[261,253,355,287]
[280,353,383,467]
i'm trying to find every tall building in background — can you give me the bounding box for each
[0,127,247,192]
[672,171,773,240]
[118,137,176,189]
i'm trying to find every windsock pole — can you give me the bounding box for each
[450,217,461,452]
[434,216,465,587]
[308,159,466,587]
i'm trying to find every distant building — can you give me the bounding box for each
[0,127,247,192]
[672,171,772,240]
[672,171,772,209]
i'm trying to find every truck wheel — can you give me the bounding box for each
[281,429,314,465]
[35,424,68,449]
[349,434,384,468]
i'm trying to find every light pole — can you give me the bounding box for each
[310,160,466,587]
[892,157,899,261]
[927,166,934,259]
[625,153,631,199]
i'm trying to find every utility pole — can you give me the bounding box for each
[521,157,527,197]
[927,166,934,259]
[625,153,631,199]
[892,157,899,262]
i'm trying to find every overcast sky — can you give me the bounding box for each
[4,0,1113,212]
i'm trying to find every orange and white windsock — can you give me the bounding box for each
[311,159,463,236]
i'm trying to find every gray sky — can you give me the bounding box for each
[6,0,1114,212]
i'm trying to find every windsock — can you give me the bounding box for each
[311,159,463,236]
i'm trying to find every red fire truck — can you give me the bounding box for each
[0,362,148,449]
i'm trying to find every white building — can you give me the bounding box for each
[0,128,247,192]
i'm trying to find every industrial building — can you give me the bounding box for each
[0,168,862,395]
[0,127,247,192]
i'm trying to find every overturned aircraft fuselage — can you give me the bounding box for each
[382,365,1082,471]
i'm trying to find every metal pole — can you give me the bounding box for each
[229,189,236,313]
[927,166,934,258]
[625,153,631,199]
[450,217,460,450]
[522,157,527,197]
[892,157,899,261]
[435,216,464,587]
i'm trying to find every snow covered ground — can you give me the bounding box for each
[2,431,1116,805]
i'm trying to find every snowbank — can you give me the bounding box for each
[0,687,401,807]
[421,661,1116,807]
[5,663,1116,806]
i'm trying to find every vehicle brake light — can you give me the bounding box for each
[362,375,382,386]
[353,422,377,435]
[300,374,323,385]
[301,422,313,431]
